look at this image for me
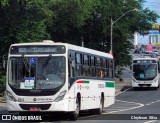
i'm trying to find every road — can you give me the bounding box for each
[77,87,160,123]
[0,87,160,122]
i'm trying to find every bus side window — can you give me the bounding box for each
[96,57,101,77]
[109,60,112,78]
[75,53,82,76]
[90,56,95,77]
[83,54,89,76]
[109,60,113,78]
[105,59,109,78]
[68,52,75,78]
[101,59,106,78]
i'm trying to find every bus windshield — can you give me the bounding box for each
[9,56,65,90]
[133,63,157,80]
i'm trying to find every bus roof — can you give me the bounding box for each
[10,40,113,59]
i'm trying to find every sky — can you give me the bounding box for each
[143,0,160,24]
[138,0,160,44]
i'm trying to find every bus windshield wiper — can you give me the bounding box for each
[144,63,151,73]
[22,54,29,72]
[43,54,52,69]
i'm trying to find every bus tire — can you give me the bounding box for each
[133,87,137,91]
[154,87,158,90]
[96,97,104,115]
[69,98,80,121]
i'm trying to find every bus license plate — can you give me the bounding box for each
[142,85,147,87]
[30,107,41,111]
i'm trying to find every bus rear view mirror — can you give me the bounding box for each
[2,53,8,70]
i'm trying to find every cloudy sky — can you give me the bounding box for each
[143,0,160,23]
[138,0,160,44]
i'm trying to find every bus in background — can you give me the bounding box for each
[132,57,160,90]
[6,40,115,120]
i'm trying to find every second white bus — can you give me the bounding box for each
[132,57,160,90]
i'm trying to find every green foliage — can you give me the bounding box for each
[0,0,54,86]
[0,0,159,83]
[0,75,6,92]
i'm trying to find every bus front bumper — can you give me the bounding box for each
[132,81,159,87]
[7,98,74,112]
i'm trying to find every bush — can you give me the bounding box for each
[0,75,6,93]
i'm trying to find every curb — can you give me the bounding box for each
[0,97,6,103]
[115,79,131,94]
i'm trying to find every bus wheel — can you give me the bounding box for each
[69,98,80,120]
[133,87,137,91]
[96,97,104,115]
[154,87,158,90]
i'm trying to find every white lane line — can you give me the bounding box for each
[116,99,143,104]
[105,109,122,110]
[144,120,157,123]
[146,100,160,106]
[103,99,144,114]
[115,87,132,96]
[79,99,144,119]
[105,107,137,109]
[80,88,143,119]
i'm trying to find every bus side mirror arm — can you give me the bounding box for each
[3,60,7,70]
[2,53,8,70]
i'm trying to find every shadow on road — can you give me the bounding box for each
[126,87,159,91]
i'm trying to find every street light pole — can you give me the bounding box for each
[110,9,137,53]
[110,17,113,53]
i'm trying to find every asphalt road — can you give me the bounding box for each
[77,87,160,123]
[0,87,160,123]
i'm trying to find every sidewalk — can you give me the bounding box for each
[115,77,131,94]
[0,96,6,103]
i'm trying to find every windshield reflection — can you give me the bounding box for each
[9,56,65,89]
[133,64,157,80]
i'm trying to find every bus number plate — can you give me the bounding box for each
[30,107,41,111]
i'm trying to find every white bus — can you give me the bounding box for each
[132,57,160,90]
[6,40,115,120]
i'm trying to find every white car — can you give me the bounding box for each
[152,50,159,55]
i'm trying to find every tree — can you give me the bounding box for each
[0,0,54,88]
[48,0,100,44]
[0,0,159,73]
[47,0,159,67]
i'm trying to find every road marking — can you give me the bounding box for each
[80,87,144,119]
[144,120,157,123]
[79,99,144,119]
[106,107,135,109]
[146,99,160,106]
[103,99,144,114]
[115,87,132,96]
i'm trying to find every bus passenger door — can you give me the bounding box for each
[68,51,75,86]
[68,51,77,111]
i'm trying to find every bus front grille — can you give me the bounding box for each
[138,84,151,87]
[19,104,51,110]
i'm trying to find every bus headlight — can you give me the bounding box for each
[153,78,158,83]
[132,78,137,83]
[6,90,17,102]
[54,90,67,102]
